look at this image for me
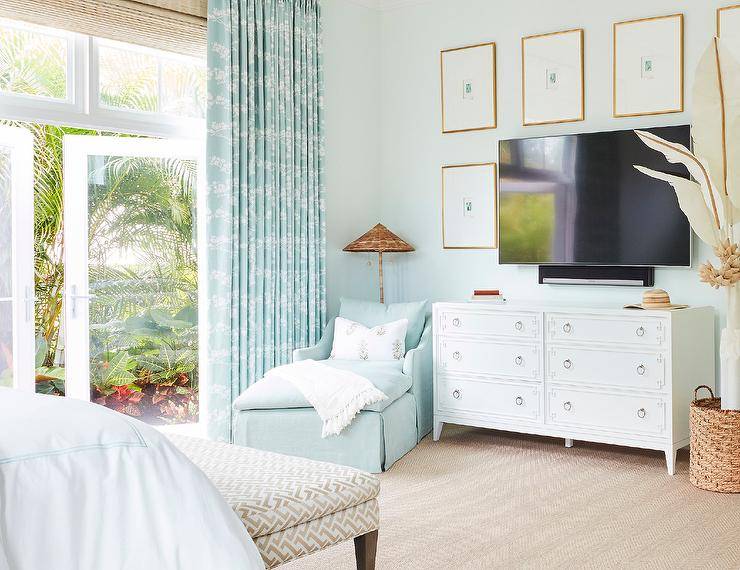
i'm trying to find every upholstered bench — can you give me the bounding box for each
[170,435,380,569]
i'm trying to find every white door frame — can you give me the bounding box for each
[62,136,206,414]
[0,125,35,391]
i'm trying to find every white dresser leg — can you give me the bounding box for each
[564,438,573,448]
[433,421,444,441]
[665,448,677,476]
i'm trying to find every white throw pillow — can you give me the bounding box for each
[330,317,408,361]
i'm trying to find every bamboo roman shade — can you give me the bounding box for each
[0,0,207,57]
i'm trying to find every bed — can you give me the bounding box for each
[0,388,379,570]
[171,435,380,569]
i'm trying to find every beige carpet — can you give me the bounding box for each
[285,425,740,570]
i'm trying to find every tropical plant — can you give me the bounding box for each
[634,38,740,409]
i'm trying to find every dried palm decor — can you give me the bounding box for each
[343,224,414,303]
[635,38,740,491]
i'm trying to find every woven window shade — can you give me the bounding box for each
[0,0,206,57]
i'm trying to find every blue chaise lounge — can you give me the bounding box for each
[232,298,432,473]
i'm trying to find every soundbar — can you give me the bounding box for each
[538,265,655,287]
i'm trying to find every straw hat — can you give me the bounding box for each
[624,289,688,310]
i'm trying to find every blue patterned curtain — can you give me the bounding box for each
[205,0,326,440]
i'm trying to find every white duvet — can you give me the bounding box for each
[0,388,264,570]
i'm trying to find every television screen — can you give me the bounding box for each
[498,126,692,266]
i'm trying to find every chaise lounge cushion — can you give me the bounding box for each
[339,297,427,351]
[233,360,412,413]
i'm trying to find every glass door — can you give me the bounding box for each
[63,135,205,425]
[0,125,35,391]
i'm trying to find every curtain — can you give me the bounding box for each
[205,0,326,440]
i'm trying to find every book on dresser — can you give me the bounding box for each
[431,301,715,474]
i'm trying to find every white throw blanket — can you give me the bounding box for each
[264,360,387,437]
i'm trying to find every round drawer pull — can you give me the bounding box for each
[563,359,572,370]
[514,355,523,366]
[515,396,524,406]
[636,364,646,376]
[452,317,461,327]
[563,401,572,411]
[637,408,646,419]
[636,326,646,337]
[563,322,572,334]
[453,389,461,400]
[514,320,523,331]
[452,351,462,361]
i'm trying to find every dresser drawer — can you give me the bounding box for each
[438,378,541,421]
[548,387,667,436]
[438,338,540,379]
[439,309,540,339]
[547,347,666,390]
[547,313,666,348]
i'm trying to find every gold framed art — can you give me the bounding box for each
[521,28,584,126]
[440,42,497,133]
[441,162,497,250]
[718,4,740,60]
[613,13,684,118]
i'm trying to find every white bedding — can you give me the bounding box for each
[0,388,264,570]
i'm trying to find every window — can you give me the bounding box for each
[0,19,206,427]
[0,19,72,101]
[97,40,205,118]
[0,19,205,138]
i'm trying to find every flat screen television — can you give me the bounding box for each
[498,126,692,267]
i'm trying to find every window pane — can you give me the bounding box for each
[0,24,67,100]
[98,42,205,119]
[0,147,12,387]
[0,146,12,299]
[162,60,206,118]
[98,45,158,113]
[87,153,199,424]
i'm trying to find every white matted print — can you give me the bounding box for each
[442,163,497,249]
[613,14,683,117]
[441,43,496,133]
[718,5,740,62]
[522,29,584,126]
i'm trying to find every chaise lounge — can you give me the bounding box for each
[232,298,433,473]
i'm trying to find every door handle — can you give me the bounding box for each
[69,285,95,319]
[24,286,37,322]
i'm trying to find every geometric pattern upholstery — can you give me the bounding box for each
[170,435,380,567]
[254,499,379,568]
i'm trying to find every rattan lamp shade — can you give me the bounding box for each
[343,224,414,303]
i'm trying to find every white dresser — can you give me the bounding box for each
[432,302,715,474]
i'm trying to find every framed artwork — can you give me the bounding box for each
[613,13,683,117]
[441,163,497,249]
[522,29,584,126]
[440,42,497,133]
[718,4,740,61]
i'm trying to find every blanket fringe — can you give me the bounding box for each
[322,387,387,438]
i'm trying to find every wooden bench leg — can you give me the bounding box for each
[354,529,378,570]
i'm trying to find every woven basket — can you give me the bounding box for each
[690,385,740,493]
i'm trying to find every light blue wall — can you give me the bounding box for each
[377,6,725,302]
[373,0,731,389]
[322,0,383,317]
[323,0,730,388]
